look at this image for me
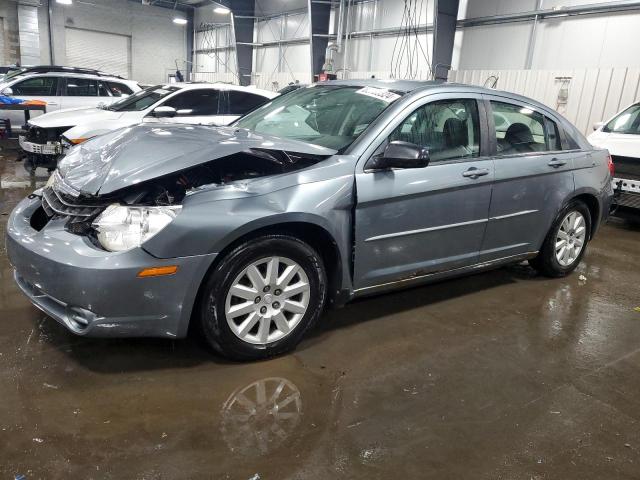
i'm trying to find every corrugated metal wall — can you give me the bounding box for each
[449,68,640,135]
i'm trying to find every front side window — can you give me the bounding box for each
[163,89,220,116]
[66,78,99,96]
[603,103,640,134]
[234,85,401,151]
[106,85,179,112]
[491,101,556,154]
[389,98,480,162]
[12,77,58,96]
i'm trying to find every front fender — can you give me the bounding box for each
[142,176,355,260]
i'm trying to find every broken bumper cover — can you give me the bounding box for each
[6,195,216,338]
[18,136,62,155]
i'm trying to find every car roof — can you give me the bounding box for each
[318,78,444,93]
[8,71,138,84]
[166,82,278,98]
[318,79,560,115]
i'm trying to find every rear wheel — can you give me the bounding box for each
[529,200,591,277]
[198,235,327,361]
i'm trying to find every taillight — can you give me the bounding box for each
[607,154,615,176]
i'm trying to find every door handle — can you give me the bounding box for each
[462,167,490,179]
[547,158,566,168]
[47,102,59,106]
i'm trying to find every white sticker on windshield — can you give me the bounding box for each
[355,87,400,103]
[153,89,171,95]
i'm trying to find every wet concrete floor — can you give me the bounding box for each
[1,148,640,479]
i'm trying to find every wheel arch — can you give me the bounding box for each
[189,218,346,334]
[569,190,601,239]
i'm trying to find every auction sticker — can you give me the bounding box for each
[355,87,401,103]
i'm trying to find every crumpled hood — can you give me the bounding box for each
[57,123,337,196]
[30,107,124,129]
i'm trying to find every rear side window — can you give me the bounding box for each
[12,77,58,96]
[490,101,560,154]
[66,78,98,96]
[221,91,270,115]
[107,82,134,97]
[389,98,481,162]
[163,89,220,116]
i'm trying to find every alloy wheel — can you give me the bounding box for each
[225,256,311,345]
[555,210,587,267]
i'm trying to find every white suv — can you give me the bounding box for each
[19,82,278,172]
[0,70,141,130]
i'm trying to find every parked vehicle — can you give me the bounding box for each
[1,70,139,131]
[588,102,640,213]
[7,80,613,360]
[18,83,277,172]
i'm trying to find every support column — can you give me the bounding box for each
[308,0,331,80]
[229,0,255,86]
[17,5,41,66]
[432,0,460,80]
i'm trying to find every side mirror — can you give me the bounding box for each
[152,106,177,118]
[366,141,430,171]
[593,121,604,131]
[1,87,13,96]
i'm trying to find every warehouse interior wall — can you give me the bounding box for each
[49,0,187,84]
[457,0,640,70]
[0,0,187,84]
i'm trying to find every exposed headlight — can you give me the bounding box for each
[92,204,182,252]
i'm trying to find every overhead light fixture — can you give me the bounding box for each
[173,17,188,25]
[214,6,231,14]
[56,0,73,4]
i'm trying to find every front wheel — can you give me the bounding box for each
[529,200,591,277]
[197,235,327,361]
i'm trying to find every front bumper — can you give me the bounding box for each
[18,136,62,155]
[6,195,217,338]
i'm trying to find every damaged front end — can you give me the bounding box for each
[34,124,334,251]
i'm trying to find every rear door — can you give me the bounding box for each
[353,94,494,290]
[479,95,577,262]
[60,77,110,110]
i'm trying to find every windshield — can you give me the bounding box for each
[3,68,27,82]
[604,103,640,134]
[106,85,180,112]
[234,85,402,151]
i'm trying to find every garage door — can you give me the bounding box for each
[65,28,131,78]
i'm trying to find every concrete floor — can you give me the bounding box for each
[1,149,640,479]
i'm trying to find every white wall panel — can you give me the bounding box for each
[457,23,532,69]
[284,13,309,39]
[463,0,537,18]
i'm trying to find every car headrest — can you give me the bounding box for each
[443,118,468,148]
[505,122,534,146]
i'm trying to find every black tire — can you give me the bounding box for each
[529,200,591,278]
[197,235,327,361]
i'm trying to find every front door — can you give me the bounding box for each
[7,76,61,128]
[158,88,226,126]
[353,95,494,291]
[478,96,577,262]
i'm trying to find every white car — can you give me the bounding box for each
[19,82,278,171]
[588,102,640,211]
[0,69,141,130]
